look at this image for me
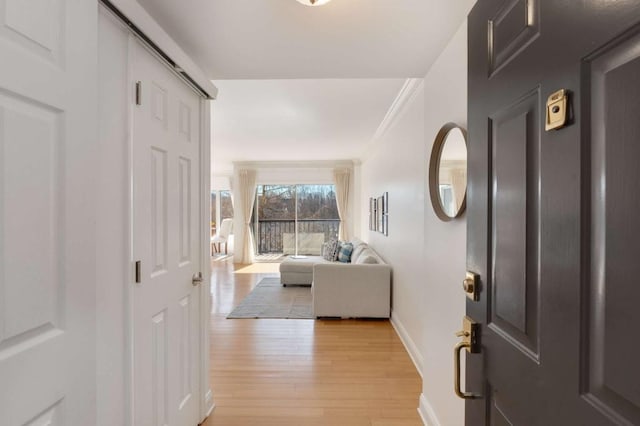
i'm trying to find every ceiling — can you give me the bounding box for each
[211,79,405,174]
[136,0,474,79]
[135,0,475,176]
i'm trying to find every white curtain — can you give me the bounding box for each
[333,168,351,241]
[450,168,467,212]
[238,169,257,264]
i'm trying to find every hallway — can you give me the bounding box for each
[203,258,422,425]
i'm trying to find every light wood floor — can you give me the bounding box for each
[201,257,422,426]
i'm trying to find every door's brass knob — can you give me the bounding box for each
[192,272,203,286]
[463,272,480,301]
[463,277,475,294]
[455,330,469,338]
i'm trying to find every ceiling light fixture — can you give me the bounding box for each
[295,0,332,6]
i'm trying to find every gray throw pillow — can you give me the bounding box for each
[332,241,341,261]
[322,239,339,261]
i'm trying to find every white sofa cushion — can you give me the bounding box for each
[280,256,331,273]
[350,241,368,263]
[354,249,379,264]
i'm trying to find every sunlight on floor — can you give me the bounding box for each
[234,262,281,274]
[211,254,232,262]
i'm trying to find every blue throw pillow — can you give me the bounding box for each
[338,242,353,263]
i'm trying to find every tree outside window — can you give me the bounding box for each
[254,184,340,254]
[211,190,234,235]
[220,190,234,221]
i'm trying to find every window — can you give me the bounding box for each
[254,184,339,255]
[220,190,234,220]
[438,184,455,217]
[210,192,217,235]
[211,189,234,235]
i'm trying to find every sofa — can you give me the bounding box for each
[279,238,391,318]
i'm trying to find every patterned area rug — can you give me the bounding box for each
[227,277,313,319]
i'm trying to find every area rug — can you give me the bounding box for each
[226,277,313,319]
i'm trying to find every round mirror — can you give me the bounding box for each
[429,123,468,221]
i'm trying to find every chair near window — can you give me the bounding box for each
[211,218,233,255]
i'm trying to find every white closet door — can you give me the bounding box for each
[0,1,97,425]
[132,39,202,426]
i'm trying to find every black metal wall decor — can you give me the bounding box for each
[369,192,388,236]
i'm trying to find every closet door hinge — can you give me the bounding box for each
[135,81,142,106]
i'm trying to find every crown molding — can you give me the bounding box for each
[361,78,424,162]
[232,160,356,170]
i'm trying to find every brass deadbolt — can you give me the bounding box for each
[463,277,475,294]
[463,271,480,301]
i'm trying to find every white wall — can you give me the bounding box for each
[212,174,232,191]
[96,9,129,426]
[359,82,426,375]
[419,22,468,426]
[358,21,469,426]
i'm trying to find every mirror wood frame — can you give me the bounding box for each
[428,122,468,222]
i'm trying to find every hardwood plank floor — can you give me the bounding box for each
[201,257,422,426]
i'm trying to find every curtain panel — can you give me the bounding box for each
[238,169,257,264]
[450,169,466,211]
[333,168,351,241]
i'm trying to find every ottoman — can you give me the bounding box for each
[279,255,325,286]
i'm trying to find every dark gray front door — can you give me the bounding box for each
[466,1,640,424]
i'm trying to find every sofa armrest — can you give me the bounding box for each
[312,263,391,318]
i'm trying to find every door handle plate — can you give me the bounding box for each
[192,272,203,286]
[456,315,480,353]
[454,316,482,399]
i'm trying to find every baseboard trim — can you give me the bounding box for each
[201,390,215,423]
[206,402,215,417]
[418,393,442,426]
[390,310,423,378]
